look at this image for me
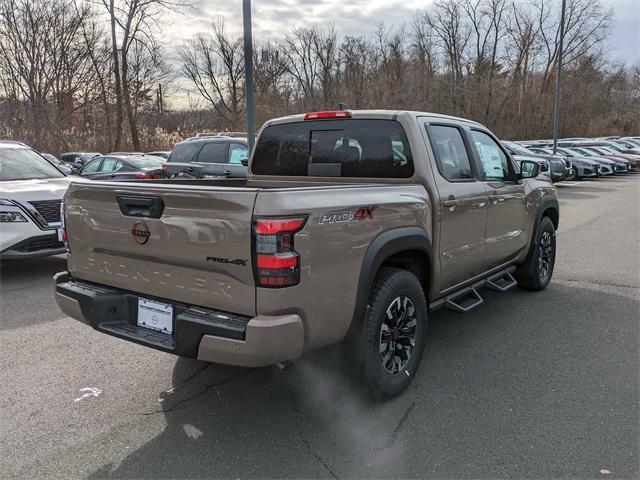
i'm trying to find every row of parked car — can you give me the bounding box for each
[502,136,640,182]
[41,133,249,181]
[0,129,638,261]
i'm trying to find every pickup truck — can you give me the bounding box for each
[54,110,559,398]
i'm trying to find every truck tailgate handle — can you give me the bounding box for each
[116,195,164,218]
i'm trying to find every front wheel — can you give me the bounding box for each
[361,267,428,399]
[516,216,556,291]
[567,166,579,181]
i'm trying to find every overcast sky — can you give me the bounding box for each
[164,0,640,65]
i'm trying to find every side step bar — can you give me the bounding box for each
[430,266,517,313]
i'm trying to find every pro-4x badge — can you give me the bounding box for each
[206,256,248,267]
[319,206,378,225]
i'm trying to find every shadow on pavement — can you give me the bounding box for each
[0,254,67,286]
[88,281,639,479]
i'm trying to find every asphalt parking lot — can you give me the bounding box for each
[1,175,638,479]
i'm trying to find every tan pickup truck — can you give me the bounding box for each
[54,110,558,397]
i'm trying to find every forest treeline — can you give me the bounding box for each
[0,0,638,154]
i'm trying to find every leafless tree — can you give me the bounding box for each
[178,19,245,129]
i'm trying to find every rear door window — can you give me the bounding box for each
[252,119,414,178]
[100,158,122,172]
[427,125,474,181]
[81,158,101,174]
[196,143,228,164]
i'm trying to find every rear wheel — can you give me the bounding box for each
[516,216,556,291]
[361,267,428,398]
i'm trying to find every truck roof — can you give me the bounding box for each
[265,109,485,128]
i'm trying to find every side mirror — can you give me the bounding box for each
[519,160,540,179]
[240,158,249,167]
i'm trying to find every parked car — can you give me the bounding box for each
[61,152,101,172]
[40,153,73,175]
[560,141,640,171]
[524,146,601,180]
[161,134,248,179]
[79,154,165,181]
[621,137,640,148]
[576,146,637,172]
[501,141,551,179]
[564,146,630,174]
[54,109,558,398]
[0,141,69,259]
[547,147,615,176]
[146,151,171,159]
[502,141,567,182]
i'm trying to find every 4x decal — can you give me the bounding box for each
[319,206,377,225]
[206,256,248,266]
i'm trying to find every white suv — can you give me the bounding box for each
[0,141,70,259]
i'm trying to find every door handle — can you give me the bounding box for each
[443,199,459,207]
[222,169,232,176]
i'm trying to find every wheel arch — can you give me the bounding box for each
[347,227,432,338]
[540,199,559,230]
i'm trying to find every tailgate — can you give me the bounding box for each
[64,181,258,316]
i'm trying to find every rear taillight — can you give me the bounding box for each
[134,172,160,179]
[253,215,307,287]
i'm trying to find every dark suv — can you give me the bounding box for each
[162,134,249,179]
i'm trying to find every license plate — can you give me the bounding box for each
[137,298,173,334]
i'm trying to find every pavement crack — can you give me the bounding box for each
[289,393,340,480]
[555,277,639,290]
[386,401,415,448]
[142,368,255,415]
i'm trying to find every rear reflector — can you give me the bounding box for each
[304,110,351,120]
[257,253,298,269]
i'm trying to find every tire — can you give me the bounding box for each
[516,216,556,291]
[361,267,428,399]
[567,166,579,181]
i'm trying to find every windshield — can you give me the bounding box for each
[505,142,535,156]
[128,156,165,168]
[591,146,615,155]
[0,147,65,180]
[570,148,592,156]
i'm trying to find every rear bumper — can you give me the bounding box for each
[54,272,304,367]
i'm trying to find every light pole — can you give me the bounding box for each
[552,0,567,155]
[242,0,255,153]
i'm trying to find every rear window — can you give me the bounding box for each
[252,119,414,178]
[128,156,165,168]
[168,143,200,163]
